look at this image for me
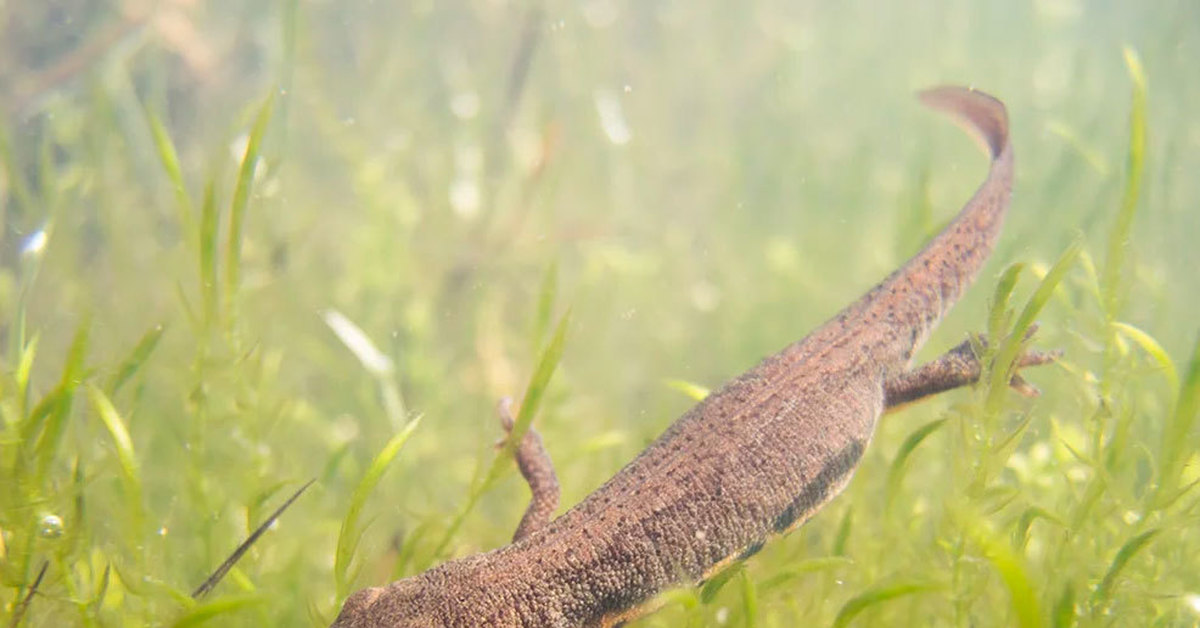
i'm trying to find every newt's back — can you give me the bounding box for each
[333,87,1014,628]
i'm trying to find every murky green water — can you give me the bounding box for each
[2,1,1197,625]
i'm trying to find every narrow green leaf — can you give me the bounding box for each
[23,386,66,443]
[886,418,946,508]
[89,563,112,620]
[110,562,192,604]
[15,334,40,413]
[1101,46,1148,319]
[1093,529,1159,605]
[280,0,299,97]
[34,321,90,475]
[1111,322,1179,392]
[1068,475,1108,531]
[145,109,195,227]
[170,594,264,628]
[1051,583,1077,628]
[1156,476,1200,511]
[226,91,276,307]
[738,568,758,627]
[109,324,166,394]
[992,412,1035,459]
[968,515,1044,628]
[989,546,1043,627]
[1045,121,1109,176]
[85,383,143,521]
[655,588,701,615]
[431,311,571,561]
[335,416,423,601]
[832,508,853,556]
[175,280,200,329]
[665,378,711,402]
[986,240,1081,415]
[531,261,558,351]
[989,263,1025,342]
[700,562,744,603]
[833,581,941,627]
[1013,241,1082,345]
[1076,249,1102,302]
[1012,506,1065,549]
[199,180,220,325]
[1154,333,1200,508]
[60,319,91,388]
[488,309,570,486]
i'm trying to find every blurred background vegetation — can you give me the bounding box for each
[1,0,1198,625]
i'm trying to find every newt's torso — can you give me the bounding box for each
[333,86,1017,628]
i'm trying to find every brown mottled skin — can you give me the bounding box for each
[334,87,1050,627]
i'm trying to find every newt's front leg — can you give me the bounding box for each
[497,398,560,542]
[884,331,1060,412]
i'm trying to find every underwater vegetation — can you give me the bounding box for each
[1,1,1198,626]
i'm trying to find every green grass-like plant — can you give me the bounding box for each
[1,3,1197,626]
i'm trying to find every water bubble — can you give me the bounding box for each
[449,177,481,217]
[21,228,48,259]
[38,514,64,539]
[448,143,483,218]
[450,91,480,120]
[594,89,632,145]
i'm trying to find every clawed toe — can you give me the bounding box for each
[1008,373,1041,397]
[1007,324,1062,396]
[1016,348,1063,368]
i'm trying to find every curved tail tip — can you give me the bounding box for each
[918,86,1009,159]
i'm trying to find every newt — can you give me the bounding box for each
[333,86,1054,627]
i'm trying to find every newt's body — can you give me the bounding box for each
[334,87,1047,627]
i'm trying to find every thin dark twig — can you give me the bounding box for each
[451,3,548,298]
[484,3,545,185]
[497,4,545,136]
[192,479,316,599]
[8,561,48,628]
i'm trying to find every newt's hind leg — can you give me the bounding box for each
[885,329,1060,412]
[497,398,560,542]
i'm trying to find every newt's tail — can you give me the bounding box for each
[917,86,1009,159]
[852,86,1014,367]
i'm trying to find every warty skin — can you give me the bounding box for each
[334,86,1035,628]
